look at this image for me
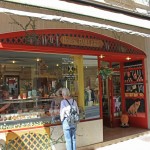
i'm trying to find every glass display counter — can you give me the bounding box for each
[0,97,88,130]
[0,97,60,129]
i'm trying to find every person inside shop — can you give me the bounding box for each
[0,85,11,113]
[85,86,95,106]
[94,76,100,104]
[55,80,63,94]
[49,87,62,121]
[50,80,63,109]
[37,86,44,97]
[50,88,62,109]
[60,88,79,150]
[45,82,52,96]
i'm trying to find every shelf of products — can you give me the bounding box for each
[124,60,145,115]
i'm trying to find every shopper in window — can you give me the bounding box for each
[0,85,11,113]
[60,88,79,150]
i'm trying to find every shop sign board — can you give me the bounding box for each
[60,36,104,48]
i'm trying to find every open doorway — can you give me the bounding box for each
[101,61,122,127]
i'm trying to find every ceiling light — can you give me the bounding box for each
[99,54,105,58]
[126,57,131,60]
[36,58,40,62]
[56,64,59,67]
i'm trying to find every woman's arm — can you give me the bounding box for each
[0,103,10,113]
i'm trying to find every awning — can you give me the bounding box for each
[0,7,150,38]
[3,0,150,29]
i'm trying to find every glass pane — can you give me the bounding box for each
[0,52,79,124]
[83,55,100,119]
[112,71,122,117]
[0,52,101,124]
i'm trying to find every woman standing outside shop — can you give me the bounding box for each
[60,88,79,150]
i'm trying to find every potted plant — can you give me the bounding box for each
[99,66,114,80]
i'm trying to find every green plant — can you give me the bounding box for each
[99,66,114,80]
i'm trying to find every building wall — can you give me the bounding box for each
[144,38,150,129]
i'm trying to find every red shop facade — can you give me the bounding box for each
[0,29,148,130]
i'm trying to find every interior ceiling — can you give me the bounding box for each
[0,50,98,67]
[0,50,143,67]
[0,50,68,65]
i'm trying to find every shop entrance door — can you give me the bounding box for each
[101,61,121,127]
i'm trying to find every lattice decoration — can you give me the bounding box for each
[0,31,146,56]
[6,128,51,150]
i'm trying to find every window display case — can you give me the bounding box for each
[0,98,59,129]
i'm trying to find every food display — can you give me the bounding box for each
[0,98,61,127]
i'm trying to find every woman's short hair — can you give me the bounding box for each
[61,88,70,96]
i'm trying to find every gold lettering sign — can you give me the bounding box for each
[60,36,104,48]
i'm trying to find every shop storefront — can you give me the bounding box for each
[0,29,147,149]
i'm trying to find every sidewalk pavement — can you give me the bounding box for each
[78,130,150,150]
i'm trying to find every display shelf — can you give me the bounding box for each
[125,96,144,99]
[123,61,143,69]
[124,66,143,70]
[0,98,54,104]
[124,82,143,85]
